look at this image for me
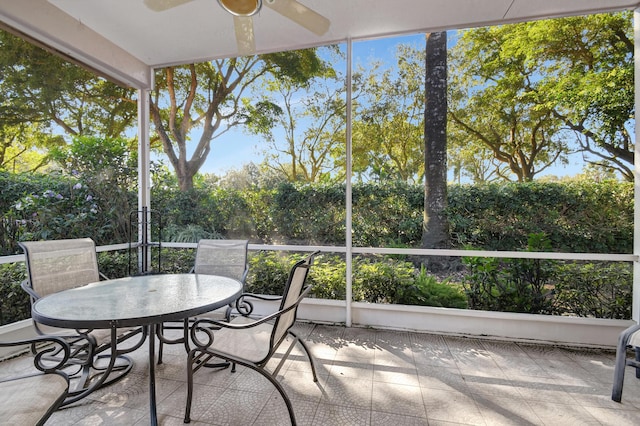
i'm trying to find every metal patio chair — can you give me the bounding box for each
[612,323,640,402]
[184,251,320,425]
[0,335,71,425]
[19,238,146,403]
[157,239,249,363]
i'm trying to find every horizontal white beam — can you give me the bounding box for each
[0,0,153,89]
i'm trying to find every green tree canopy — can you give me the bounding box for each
[0,31,137,139]
[352,44,425,183]
[150,49,330,190]
[448,11,633,182]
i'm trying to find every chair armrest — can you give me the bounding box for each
[190,285,312,348]
[20,279,40,300]
[237,292,283,302]
[0,336,71,373]
[231,292,283,317]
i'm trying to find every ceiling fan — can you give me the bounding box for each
[144,0,330,56]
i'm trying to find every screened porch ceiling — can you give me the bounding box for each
[0,0,639,89]
[1,0,640,334]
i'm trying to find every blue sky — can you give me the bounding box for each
[196,34,426,176]
[167,32,587,181]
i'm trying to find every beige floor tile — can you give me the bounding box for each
[312,403,371,425]
[370,410,428,425]
[4,323,640,426]
[372,364,420,386]
[526,401,600,425]
[198,387,270,425]
[371,381,426,418]
[472,394,540,425]
[322,375,373,409]
[417,366,468,393]
[253,396,318,426]
[583,404,640,425]
[422,388,485,425]
[515,377,580,404]
[331,356,375,380]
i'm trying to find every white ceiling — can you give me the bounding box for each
[1,0,639,88]
[48,0,640,66]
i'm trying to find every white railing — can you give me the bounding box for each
[2,243,637,348]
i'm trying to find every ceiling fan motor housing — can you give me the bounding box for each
[217,0,263,17]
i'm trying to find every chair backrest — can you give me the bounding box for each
[20,238,100,299]
[270,252,317,349]
[193,239,249,282]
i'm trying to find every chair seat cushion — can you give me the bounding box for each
[209,316,273,363]
[628,330,640,347]
[0,373,67,424]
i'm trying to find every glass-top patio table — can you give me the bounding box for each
[32,273,243,426]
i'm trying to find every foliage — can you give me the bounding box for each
[50,136,137,242]
[0,30,137,140]
[462,233,556,314]
[246,251,298,295]
[352,256,415,303]
[0,263,29,325]
[2,171,633,255]
[0,123,64,173]
[151,49,330,191]
[449,24,570,182]
[447,180,633,253]
[246,252,466,308]
[270,182,346,244]
[307,255,347,300]
[0,170,635,319]
[397,266,467,308]
[448,12,634,182]
[156,248,195,274]
[164,224,222,243]
[247,47,348,183]
[97,250,132,279]
[352,43,425,183]
[533,12,634,180]
[6,176,104,244]
[552,262,632,319]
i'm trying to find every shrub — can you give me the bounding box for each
[0,263,29,325]
[352,256,415,303]
[397,266,467,308]
[553,262,632,319]
[246,251,296,295]
[447,181,633,253]
[462,233,556,314]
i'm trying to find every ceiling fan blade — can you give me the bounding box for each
[144,0,193,12]
[234,16,256,56]
[264,0,330,36]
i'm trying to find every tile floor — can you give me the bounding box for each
[4,322,640,425]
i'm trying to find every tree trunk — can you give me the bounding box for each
[422,32,449,254]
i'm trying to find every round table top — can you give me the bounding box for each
[32,274,243,329]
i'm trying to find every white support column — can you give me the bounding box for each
[138,82,152,271]
[138,87,151,213]
[345,39,353,327]
[634,9,640,322]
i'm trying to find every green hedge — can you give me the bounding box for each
[447,181,633,253]
[0,172,634,324]
[2,172,632,255]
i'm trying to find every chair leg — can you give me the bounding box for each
[291,331,318,382]
[184,350,196,424]
[613,336,630,402]
[258,366,297,425]
[157,323,165,365]
[236,361,296,425]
